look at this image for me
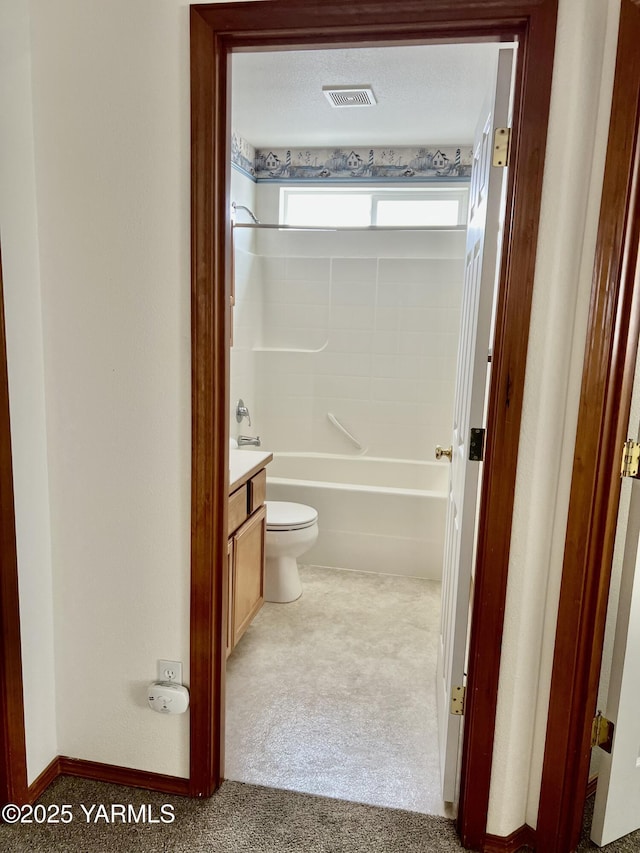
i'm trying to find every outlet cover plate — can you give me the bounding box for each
[157,659,183,685]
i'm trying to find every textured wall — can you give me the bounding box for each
[29,0,192,775]
[0,0,57,785]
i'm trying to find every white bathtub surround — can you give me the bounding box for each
[327,412,366,452]
[231,192,467,585]
[230,167,262,440]
[226,565,448,816]
[248,222,464,462]
[267,453,447,579]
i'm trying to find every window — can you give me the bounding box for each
[375,197,460,227]
[280,187,468,227]
[284,192,371,227]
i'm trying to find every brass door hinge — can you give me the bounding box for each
[621,439,640,478]
[591,712,614,753]
[451,686,465,716]
[492,127,511,167]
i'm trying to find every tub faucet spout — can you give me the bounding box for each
[238,434,261,447]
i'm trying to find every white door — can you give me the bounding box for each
[591,458,640,846]
[436,47,514,803]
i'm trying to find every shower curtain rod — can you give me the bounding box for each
[231,201,260,224]
[232,223,466,232]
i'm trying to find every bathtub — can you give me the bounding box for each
[265,452,448,579]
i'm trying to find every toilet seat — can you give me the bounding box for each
[266,500,318,531]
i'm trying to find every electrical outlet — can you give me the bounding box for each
[157,659,183,685]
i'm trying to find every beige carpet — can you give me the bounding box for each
[226,565,446,815]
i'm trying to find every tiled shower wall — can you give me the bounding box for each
[230,178,466,461]
[229,169,261,437]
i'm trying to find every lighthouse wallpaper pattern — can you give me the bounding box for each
[231,131,472,183]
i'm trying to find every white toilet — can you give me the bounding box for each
[264,501,318,603]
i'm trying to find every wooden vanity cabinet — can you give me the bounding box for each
[231,505,265,648]
[227,468,267,655]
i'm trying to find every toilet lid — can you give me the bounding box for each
[266,500,318,530]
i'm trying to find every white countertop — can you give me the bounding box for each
[229,449,273,493]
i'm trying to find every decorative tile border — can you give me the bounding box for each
[231,130,257,178]
[255,145,472,181]
[231,131,473,183]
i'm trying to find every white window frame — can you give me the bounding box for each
[279,185,469,227]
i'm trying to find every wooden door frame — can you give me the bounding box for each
[536,2,640,851]
[189,0,558,847]
[0,241,29,806]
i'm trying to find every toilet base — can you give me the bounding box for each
[265,554,303,603]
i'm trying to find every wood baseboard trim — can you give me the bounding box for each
[26,756,61,803]
[586,775,598,799]
[24,755,190,802]
[57,757,190,796]
[483,824,536,852]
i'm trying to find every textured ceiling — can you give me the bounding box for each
[231,43,504,148]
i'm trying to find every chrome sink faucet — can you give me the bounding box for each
[237,435,261,447]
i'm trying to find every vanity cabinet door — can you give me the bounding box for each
[232,505,266,648]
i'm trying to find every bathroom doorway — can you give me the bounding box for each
[224,41,509,818]
[189,3,557,847]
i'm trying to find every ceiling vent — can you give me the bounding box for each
[322,86,377,108]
